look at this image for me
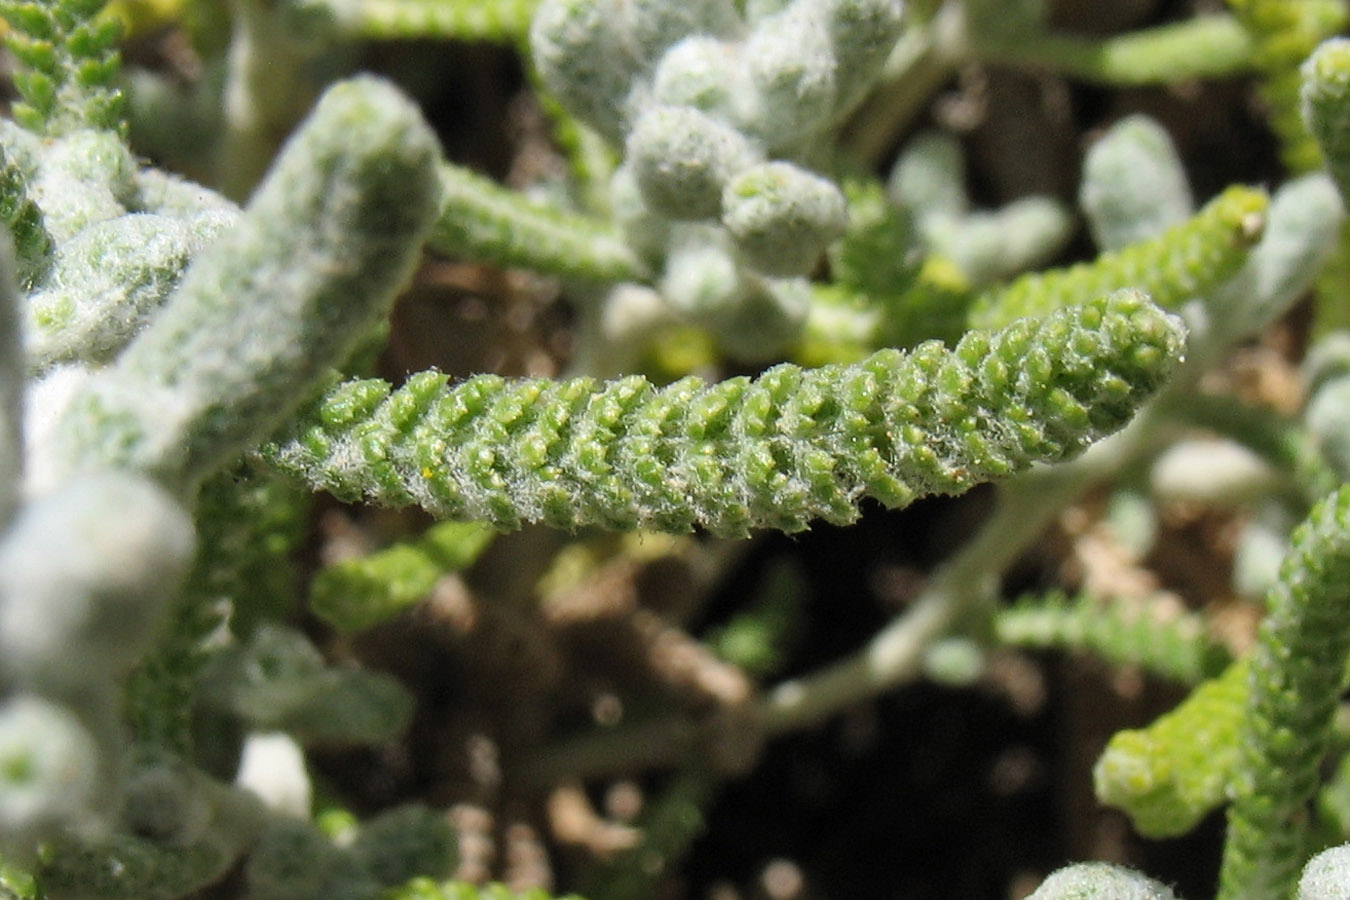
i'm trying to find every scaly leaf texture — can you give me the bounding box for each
[1218,485,1350,900]
[827,176,922,297]
[264,290,1184,538]
[802,259,971,364]
[336,0,537,41]
[430,162,647,283]
[1195,173,1342,362]
[1094,659,1248,839]
[309,520,495,632]
[996,591,1233,685]
[803,177,967,360]
[0,0,126,136]
[1229,0,1348,173]
[969,185,1267,331]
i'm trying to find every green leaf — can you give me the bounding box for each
[265,289,1185,537]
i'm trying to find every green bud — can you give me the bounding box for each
[721,161,846,276]
[739,1,837,147]
[627,106,758,220]
[530,0,637,143]
[651,36,745,116]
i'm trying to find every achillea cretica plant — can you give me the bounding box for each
[1,0,1350,898]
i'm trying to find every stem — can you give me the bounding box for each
[757,461,1083,735]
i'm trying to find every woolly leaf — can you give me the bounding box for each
[265,290,1184,538]
[44,76,441,495]
[1079,114,1193,252]
[1301,844,1350,900]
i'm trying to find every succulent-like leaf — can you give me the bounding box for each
[969,185,1267,330]
[313,0,538,40]
[1094,659,1247,838]
[309,521,495,632]
[265,290,1184,537]
[1218,485,1350,900]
